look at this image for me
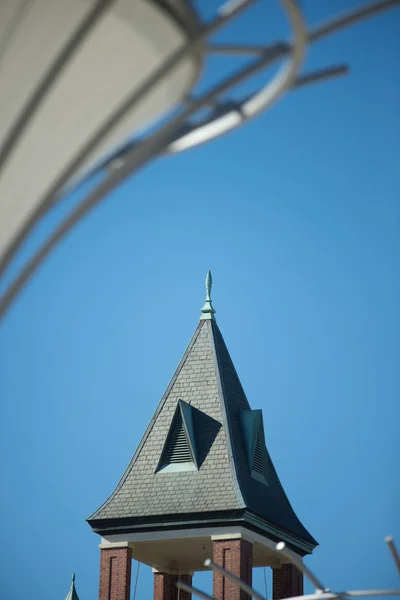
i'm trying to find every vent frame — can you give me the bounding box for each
[156,400,198,473]
[164,410,193,464]
[240,409,269,485]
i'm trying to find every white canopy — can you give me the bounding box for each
[0,0,202,262]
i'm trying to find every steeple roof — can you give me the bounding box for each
[88,274,317,555]
[65,574,79,600]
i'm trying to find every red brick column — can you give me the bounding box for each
[212,538,253,600]
[99,546,132,600]
[273,564,303,599]
[153,572,192,600]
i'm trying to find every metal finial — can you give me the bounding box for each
[205,270,212,301]
[72,573,75,582]
[200,270,216,321]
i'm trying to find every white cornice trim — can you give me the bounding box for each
[211,532,253,543]
[152,568,194,576]
[99,538,130,549]
[102,526,303,562]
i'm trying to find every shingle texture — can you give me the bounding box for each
[90,321,242,519]
[89,319,316,547]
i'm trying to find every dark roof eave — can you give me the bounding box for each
[87,508,316,556]
[87,508,246,533]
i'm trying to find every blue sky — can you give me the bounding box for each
[0,2,399,599]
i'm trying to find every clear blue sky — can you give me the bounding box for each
[0,2,399,599]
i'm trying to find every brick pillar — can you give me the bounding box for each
[99,546,132,600]
[212,538,253,600]
[272,564,303,599]
[153,572,192,600]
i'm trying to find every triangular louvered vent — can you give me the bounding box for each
[252,431,264,475]
[156,400,198,473]
[165,412,192,463]
[240,410,269,485]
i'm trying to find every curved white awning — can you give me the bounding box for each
[0,0,202,261]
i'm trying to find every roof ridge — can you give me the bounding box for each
[207,319,245,509]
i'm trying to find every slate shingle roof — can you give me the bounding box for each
[88,318,317,552]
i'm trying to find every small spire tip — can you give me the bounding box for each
[200,271,216,321]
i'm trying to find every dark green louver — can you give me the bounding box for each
[156,400,198,471]
[165,412,192,463]
[240,409,268,484]
[252,431,264,475]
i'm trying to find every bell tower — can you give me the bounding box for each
[88,272,317,600]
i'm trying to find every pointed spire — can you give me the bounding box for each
[65,572,79,600]
[88,301,317,553]
[200,270,216,321]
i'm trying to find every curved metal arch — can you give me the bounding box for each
[1,0,400,320]
[0,0,304,319]
[168,0,307,153]
[0,0,252,285]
